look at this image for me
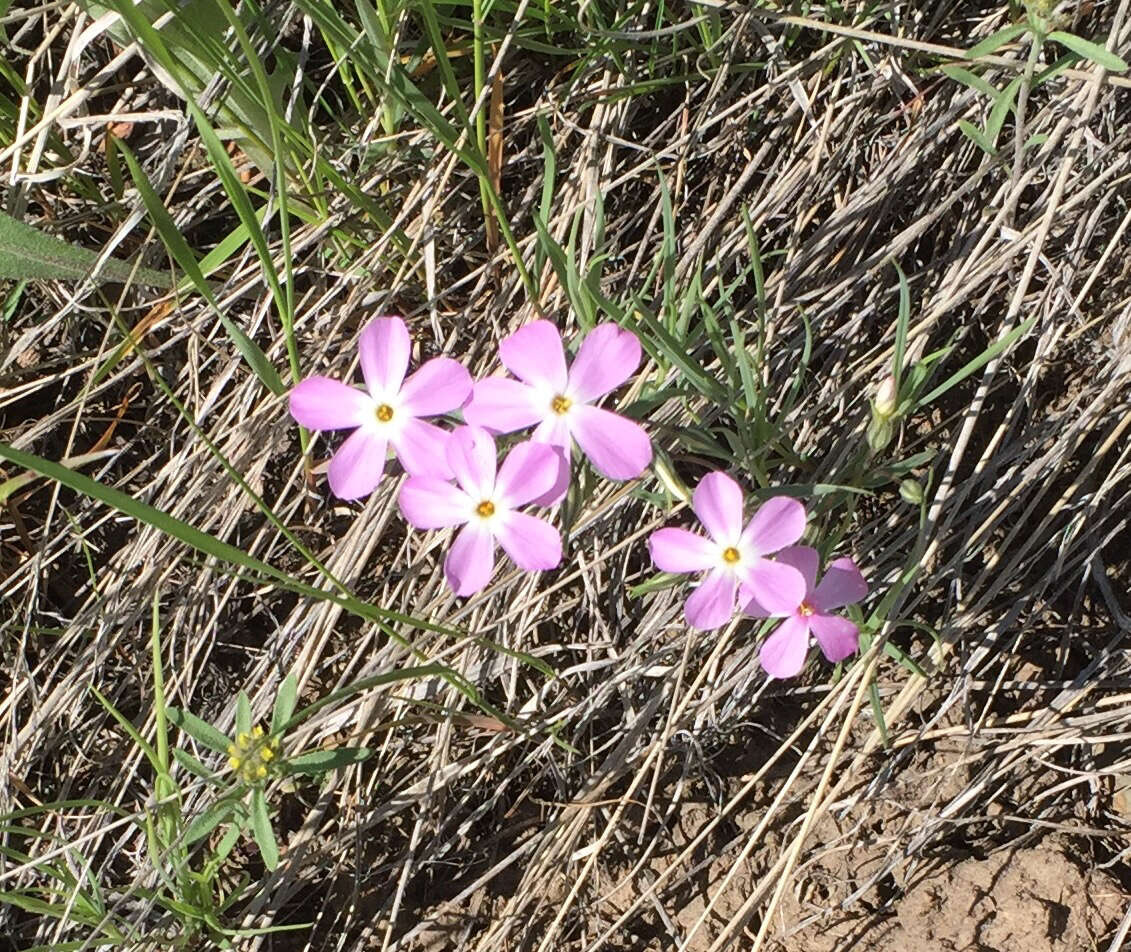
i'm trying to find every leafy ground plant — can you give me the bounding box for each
[3,0,1131,949]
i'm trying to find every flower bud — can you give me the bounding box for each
[899,478,924,506]
[874,375,898,418]
[866,415,893,453]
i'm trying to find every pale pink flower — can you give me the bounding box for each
[289,317,472,500]
[647,472,807,631]
[398,426,562,597]
[743,546,868,679]
[463,321,652,503]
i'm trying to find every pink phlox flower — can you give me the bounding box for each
[743,546,868,679]
[398,425,563,597]
[288,316,473,500]
[463,320,653,504]
[647,471,808,631]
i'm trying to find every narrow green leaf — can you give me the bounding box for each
[172,748,216,782]
[985,76,1022,146]
[0,210,172,286]
[284,747,372,775]
[966,23,1029,59]
[116,142,284,394]
[167,707,231,755]
[271,674,298,736]
[184,800,235,844]
[236,691,252,736]
[1047,31,1128,71]
[250,788,278,870]
[957,119,996,155]
[938,64,999,97]
[918,314,1036,407]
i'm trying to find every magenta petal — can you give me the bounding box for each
[289,377,371,430]
[494,511,562,572]
[327,428,387,500]
[774,546,819,595]
[463,377,546,434]
[399,357,473,417]
[444,523,496,597]
[740,495,806,555]
[737,558,806,616]
[648,528,716,574]
[359,317,411,397]
[446,426,497,499]
[495,441,560,509]
[568,404,652,480]
[684,569,739,630]
[692,472,745,544]
[567,323,642,403]
[759,615,811,679]
[809,613,859,663]
[812,557,868,612]
[392,418,454,479]
[499,320,567,390]
[399,477,471,529]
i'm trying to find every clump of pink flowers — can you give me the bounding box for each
[289,315,868,678]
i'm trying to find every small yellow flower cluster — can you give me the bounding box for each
[227,725,281,785]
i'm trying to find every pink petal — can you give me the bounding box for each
[463,377,546,434]
[809,613,859,664]
[774,546,818,595]
[446,426,497,499]
[740,495,806,556]
[327,428,387,500]
[692,471,745,544]
[648,528,716,574]
[289,377,371,430]
[567,323,642,403]
[398,476,471,529]
[495,441,561,509]
[812,557,868,612]
[399,357,473,417]
[759,615,811,679]
[359,317,411,397]
[494,511,562,572]
[568,404,653,480]
[391,418,454,479]
[528,416,573,506]
[499,321,567,391]
[684,569,739,630]
[737,558,806,616]
[444,523,496,596]
[739,586,776,619]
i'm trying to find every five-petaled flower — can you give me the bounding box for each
[398,426,563,596]
[289,317,473,500]
[743,546,868,679]
[463,321,653,504]
[647,471,807,630]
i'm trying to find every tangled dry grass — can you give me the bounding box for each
[2,1,1131,949]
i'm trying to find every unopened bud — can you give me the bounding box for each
[866,415,893,453]
[874,375,898,418]
[899,478,924,506]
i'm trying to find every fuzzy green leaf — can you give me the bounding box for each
[965,23,1029,59]
[0,210,172,286]
[250,788,278,870]
[284,748,372,775]
[167,707,231,755]
[271,674,298,736]
[1047,31,1128,72]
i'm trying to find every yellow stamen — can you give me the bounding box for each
[799,601,815,616]
[375,403,394,423]
[229,757,241,770]
[476,500,496,518]
[257,765,267,779]
[551,394,572,415]
[261,747,274,762]
[722,547,740,564]
[252,725,264,738]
